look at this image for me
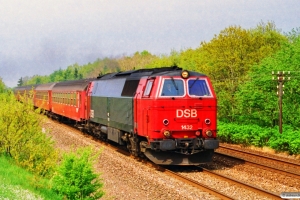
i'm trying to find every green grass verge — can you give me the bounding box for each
[0,155,61,200]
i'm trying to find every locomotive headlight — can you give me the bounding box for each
[163,130,171,138]
[181,70,189,79]
[205,130,213,137]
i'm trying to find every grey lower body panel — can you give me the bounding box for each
[144,149,214,165]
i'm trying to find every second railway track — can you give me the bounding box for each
[216,144,300,180]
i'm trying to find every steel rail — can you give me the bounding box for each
[218,144,300,167]
[217,145,300,179]
[199,166,282,200]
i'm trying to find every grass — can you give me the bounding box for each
[0,155,61,200]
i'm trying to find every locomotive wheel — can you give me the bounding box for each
[128,136,140,157]
[126,142,133,155]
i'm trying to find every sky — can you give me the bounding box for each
[0,0,299,87]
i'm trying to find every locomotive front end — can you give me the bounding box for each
[136,70,219,165]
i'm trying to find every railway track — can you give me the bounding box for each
[197,166,282,199]
[51,121,232,199]
[49,121,294,199]
[164,165,285,200]
[216,144,300,180]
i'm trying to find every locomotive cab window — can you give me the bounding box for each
[160,78,184,97]
[188,79,212,97]
[143,80,154,97]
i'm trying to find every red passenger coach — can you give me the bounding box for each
[34,83,56,111]
[14,84,38,102]
[51,79,94,121]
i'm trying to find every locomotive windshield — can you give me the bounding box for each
[161,79,184,96]
[188,79,212,97]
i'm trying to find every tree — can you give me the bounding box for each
[52,147,104,200]
[74,67,79,79]
[118,51,157,71]
[17,77,23,86]
[235,32,300,127]
[0,78,5,93]
[198,23,286,121]
[0,92,58,177]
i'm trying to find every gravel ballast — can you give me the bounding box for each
[43,119,299,200]
[43,120,219,200]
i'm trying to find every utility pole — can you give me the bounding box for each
[272,71,290,134]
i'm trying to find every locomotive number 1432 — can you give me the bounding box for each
[181,125,193,130]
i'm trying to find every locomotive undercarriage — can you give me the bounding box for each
[139,138,218,165]
[78,121,142,157]
[146,138,204,154]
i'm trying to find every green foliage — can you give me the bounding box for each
[0,77,6,93]
[234,31,300,127]
[118,51,157,71]
[218,122,300,154]
[0,92,58,177]
[267,126,300,154]
[52,147,104,200]
[198,22,286,122]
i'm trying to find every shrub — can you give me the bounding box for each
[218,121,300,155]
[0,92,58,177]
[51,147,104,200]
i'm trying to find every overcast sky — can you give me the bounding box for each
[0,0,299,87]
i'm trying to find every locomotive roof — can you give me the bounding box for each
[97,66,206,80]
[52,78,96,91]
[35,82,56,91]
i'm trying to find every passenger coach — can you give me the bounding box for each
[50,79,95,122]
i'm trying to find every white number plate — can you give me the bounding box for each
[181,125,193,130]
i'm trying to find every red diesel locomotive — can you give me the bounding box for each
[14,67,219,165]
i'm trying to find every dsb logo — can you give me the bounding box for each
[176,109,197,118]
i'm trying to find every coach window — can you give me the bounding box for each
[68,93,70,105]
[70,93,73,106]
[72,93,75,106]
[73,93,76,106]
[77,94,80,107]
[66,93,69,105]
[160,79,184,97]
[74,93,76,106]
[66,93,68,104]
[143,80,154,97]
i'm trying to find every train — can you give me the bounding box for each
[14,66,219,165]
